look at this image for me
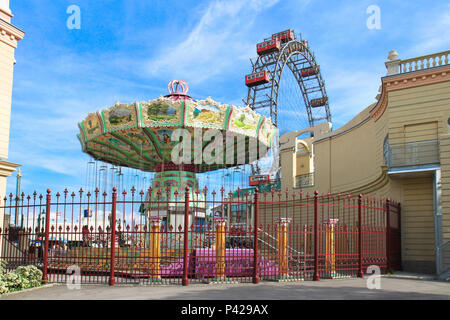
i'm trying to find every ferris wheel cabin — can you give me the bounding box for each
[245,70,271,87]
[310,96,328,107]
[248,174,271,186]
[300,65,320,77]
[272,29,294,43]
[256,39,281,56]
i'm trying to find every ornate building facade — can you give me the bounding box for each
[0,0,24,227]
[281,49,450,276]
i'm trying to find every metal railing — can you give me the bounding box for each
[0,187,401,285]
[296,172,314,188]
[386,139,440,169]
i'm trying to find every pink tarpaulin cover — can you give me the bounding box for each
[160,249,279,277]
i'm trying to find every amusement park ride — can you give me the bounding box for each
[78,80,277,228]
[245,29,331,129]
[78,28,332,222]
[244,28,331,188]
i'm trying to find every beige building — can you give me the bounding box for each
[280,49,450,277]
[0,0,24,228]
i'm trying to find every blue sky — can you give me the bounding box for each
[5,0,450,198]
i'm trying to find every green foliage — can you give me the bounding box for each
[0,260,43,294]
[0,259,6,273]
[109,114,132,125]
[148,114,175,121]
[109,115,122,125]
[149,101,169,115]
[147,101,176,121]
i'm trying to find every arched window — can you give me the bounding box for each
[383,134,390,166]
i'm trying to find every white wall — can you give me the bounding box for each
[0,0,9,12]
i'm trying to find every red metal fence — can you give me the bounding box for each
[0,187,401,285]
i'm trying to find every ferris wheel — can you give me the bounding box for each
[243,29,331,177]
[244,29,331,132]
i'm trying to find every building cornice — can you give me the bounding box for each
[0,18,24,48]
[313,115,371,144]
[0,8,13,21]
[0,159,20,178]
[331,166,390,198]
[370,64,450,122]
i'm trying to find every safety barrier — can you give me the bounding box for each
[0,187,401,285]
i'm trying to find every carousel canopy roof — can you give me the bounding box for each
[77,81,277,173]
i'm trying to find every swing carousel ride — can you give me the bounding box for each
[77,80,277,226]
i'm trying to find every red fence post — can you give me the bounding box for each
[182,186,190,286]
[385,198,391,274]
[42,189,51,284]
[313,190,319,281]
[253,188,259,284]
[358,194,363,278]
[109,187,117,286]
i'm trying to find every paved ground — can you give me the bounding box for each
[1,273,449,300]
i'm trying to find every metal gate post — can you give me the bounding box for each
[253,188,259,284]
[358,194,363,278]
[109,187,117,286]
[386,198,391,273]
[182,186,190,286]
[313,191,319,281]
[277,218,291,279]
[214,218,227,281]
[149,217,162,282]
[42,189,51,284]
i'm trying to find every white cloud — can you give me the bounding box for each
[324,68,381,128]
[146,0,280,84]
[408,7,450,55]
[9,149,84,177]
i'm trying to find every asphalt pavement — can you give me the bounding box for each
[1,272,449,300]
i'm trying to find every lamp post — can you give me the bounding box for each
[223,172,231,192]
[14,169,22,227]
[234,166,244,189]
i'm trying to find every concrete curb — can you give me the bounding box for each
[381,273,436,281]
[0,283,61,298]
